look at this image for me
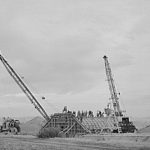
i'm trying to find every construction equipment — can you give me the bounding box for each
[0,117,20,134]
[103,55,136,133]
[0,52,90,137]
[0,53,50,122]
[103,55,123,117]
[0,52,136,135]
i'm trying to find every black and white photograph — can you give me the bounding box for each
[0,0,150,149]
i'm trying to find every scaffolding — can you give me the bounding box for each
[82,116,118,133]
[42,112,119,136]
[43,113,91,137]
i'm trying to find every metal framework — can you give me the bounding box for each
[103,55,123,117]
[0,53,50,121]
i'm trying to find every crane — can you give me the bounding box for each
[103,55,137,133]
[103,55,123,117]
[0,52,50,122]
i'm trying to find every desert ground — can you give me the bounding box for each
[0,133,150,150]
[0,116,150,150]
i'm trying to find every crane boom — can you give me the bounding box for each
[103,55,123,117]
[0,53,50,121]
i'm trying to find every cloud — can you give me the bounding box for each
[0,0,150,117]
[0,0,136,94]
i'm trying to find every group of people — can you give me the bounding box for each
[62,106,104,119]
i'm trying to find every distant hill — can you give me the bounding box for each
[20,116,45,135]
[138,125,150,133]
[133,117,150,130]
[16,116,37,123]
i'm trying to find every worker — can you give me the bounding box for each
[73,111,76,116]
[2,117,6,128]
[63,106,67,113]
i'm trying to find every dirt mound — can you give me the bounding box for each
[20,116,45,135]
[138,125,150,133]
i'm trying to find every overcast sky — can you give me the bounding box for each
[0,0,150,118]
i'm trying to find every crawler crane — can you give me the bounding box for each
[103,55,136,133]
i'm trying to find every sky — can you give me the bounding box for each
[0,0,150,118]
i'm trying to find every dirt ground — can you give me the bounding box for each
[0,134,150,150]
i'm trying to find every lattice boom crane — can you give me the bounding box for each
[0,52,50,122]
[103,55,123,117]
